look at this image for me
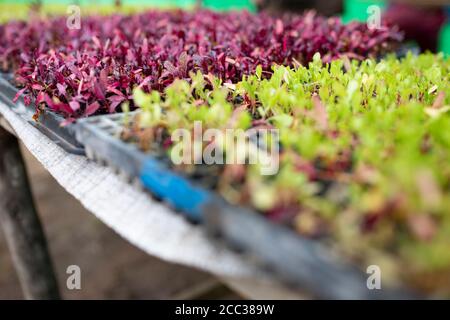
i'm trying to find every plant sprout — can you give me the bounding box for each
[129,53,450,295]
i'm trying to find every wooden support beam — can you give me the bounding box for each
[0,126,60,300]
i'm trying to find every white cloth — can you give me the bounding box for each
[0,101,304,299]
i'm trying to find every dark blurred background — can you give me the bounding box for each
[0,0,449,52]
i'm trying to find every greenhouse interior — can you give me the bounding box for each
[0,0,449,305]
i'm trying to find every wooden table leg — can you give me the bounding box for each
[0,126,60,299]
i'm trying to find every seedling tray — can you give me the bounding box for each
[0,73,84,155]
[75,113,418,299]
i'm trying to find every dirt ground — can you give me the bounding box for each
[0,144,240,299]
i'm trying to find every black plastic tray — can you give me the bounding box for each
[75,113,419,299]
[0,73,84,155]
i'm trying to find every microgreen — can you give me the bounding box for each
[130,53,450,295]
[0,10,402,118]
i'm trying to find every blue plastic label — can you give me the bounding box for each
[140,158,212,221]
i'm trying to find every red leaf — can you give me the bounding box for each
[13,88,26,103]
[311,94,328,131]
[432,92,446,109]
[85,101,100,116]
[108,95,126,113]
[69,100,80,112]
[56,83,66,96]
